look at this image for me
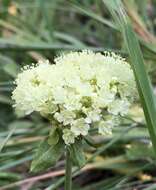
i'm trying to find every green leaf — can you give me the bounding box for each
[70,140,86,168]
[47,126,59,146]
[103,0,156,155]
[30,137,64,172]
[9,121,33,129]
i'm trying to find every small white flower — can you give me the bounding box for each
[83,108,101,123]
[62,129,76,145]
[98,120,113,136]
[71,118,90,136]
[94,86,115,108]
[52,87,67,104]
[40,101,58,115]
[108,99,130,116]
[64,94,82,111]
[54,110,76,125]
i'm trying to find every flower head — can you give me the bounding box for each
[12,51,137,144]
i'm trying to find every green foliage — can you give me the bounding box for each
[31,137,64,172]
[70,140,86,168]
[48,126,60,146]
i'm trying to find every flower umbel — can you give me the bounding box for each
[12,51,137,144]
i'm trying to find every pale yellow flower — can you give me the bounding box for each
[12,51,136,144]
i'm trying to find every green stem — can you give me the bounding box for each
[65,147,72,190]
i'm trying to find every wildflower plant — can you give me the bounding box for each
[12,50,137,190]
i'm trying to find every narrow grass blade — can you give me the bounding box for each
[0,126,16,152]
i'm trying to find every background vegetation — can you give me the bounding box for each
[1,0,156,189]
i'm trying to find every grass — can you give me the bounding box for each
[1,0,156,189]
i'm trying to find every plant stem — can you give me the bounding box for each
[65,147,72,190]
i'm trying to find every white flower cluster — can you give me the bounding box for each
[12,51,137,145]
